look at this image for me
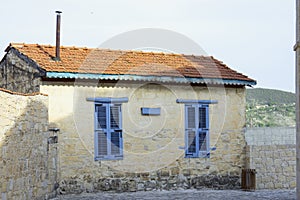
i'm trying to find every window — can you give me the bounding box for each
[177,99,217,158]
[87,97,128,160]
[185,104,210,158]
[94,103,123,160]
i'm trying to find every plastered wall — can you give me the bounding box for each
[40,81,247,193]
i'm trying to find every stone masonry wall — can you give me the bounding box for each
[245,127,296,189]
[0,89,58,200]
[40,82,247,194]
[0,49,44,93]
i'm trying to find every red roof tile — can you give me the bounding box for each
[7,43,255,84]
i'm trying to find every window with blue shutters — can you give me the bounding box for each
[94,103,123,160]
[185,104,210,158]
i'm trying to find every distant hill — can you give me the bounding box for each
[246,88,296,127]
[246,88,296,105]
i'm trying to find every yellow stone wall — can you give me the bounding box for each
[40,81,246,192]
[0,90,57,200]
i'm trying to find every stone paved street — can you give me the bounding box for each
[52,189,296,200]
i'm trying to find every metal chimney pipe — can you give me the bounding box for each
[55,11,62,61]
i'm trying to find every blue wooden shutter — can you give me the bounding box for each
[199,105,210,157]
[109,104,123,157]
[97,131,108,156]
[95,104,108,159]
[94,102,124,160]
[97,105,107,129]
[185,105,198,157]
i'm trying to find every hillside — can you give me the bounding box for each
[246,88,296,105]
[246,88,296,127]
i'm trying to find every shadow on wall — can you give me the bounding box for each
[0,92,58,200]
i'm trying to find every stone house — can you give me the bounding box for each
[0,43,256,193]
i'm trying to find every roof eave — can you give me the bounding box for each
[45,72,257,86]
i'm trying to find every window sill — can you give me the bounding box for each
[95,156,123,161]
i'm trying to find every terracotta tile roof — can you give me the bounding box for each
[7,43,256,84]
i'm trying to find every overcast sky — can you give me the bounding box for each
[0,0,295,92]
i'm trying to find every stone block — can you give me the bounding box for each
[137,182,145,191]
[290,180,296,188]
[145,180,156,191]
[160,169,170,177]
[257,183,265,189]
[274,182,283,189]
[170,167,180,175]
[1,192,6,200]
[265,182,274,189]
[127,180,137,192]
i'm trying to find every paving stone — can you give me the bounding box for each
[51,189,296,200]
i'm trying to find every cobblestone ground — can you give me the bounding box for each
[52,189,296,200]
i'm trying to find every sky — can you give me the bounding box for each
[0,0,295,92]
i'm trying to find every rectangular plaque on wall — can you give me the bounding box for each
[141,107,161,116]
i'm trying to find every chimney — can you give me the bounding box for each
[54,11,62,61]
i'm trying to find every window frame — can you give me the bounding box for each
[94,103,124,160]
[177,99,217,158]
[88,97,128,161]
[184,104,210,158]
